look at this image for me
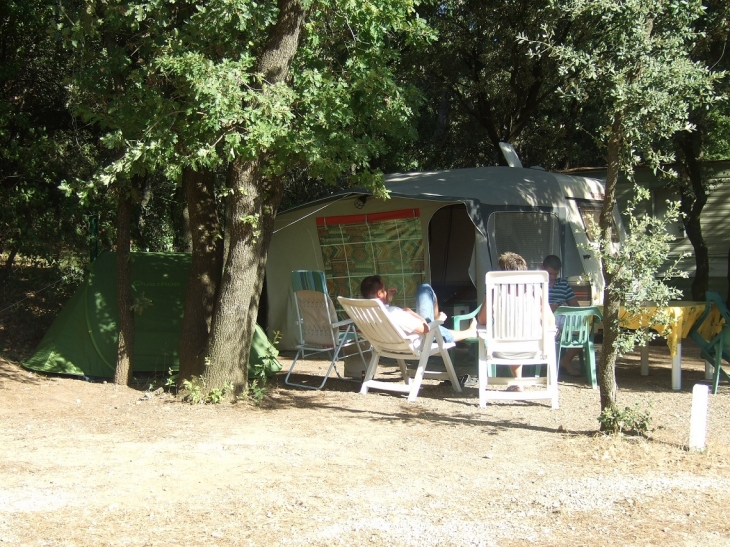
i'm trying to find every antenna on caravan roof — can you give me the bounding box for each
[499,142,523,168]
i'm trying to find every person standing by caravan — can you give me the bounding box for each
[542,254,582,377]
[360,276,476,342]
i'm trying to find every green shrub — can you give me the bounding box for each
[598,403,652,436]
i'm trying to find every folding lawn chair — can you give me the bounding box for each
[688,291,730,394]
[338,296,462,402]
[284,271,369,390]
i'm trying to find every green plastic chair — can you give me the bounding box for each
[688,291,730,394]
[449,304,481,370]
[554,306,603,389]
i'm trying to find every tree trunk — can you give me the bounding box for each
[180,185,193,253]
[203,0,305,394]
[114,189,135,386]
[178,167,223,384]
[596,115,622,415]
[0,247,17,285]
[675,129,709,301]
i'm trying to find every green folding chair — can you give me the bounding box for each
[688,291,730,394]
[554,306,603,389]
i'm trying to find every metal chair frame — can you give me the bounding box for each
[688,291,730,394]
[284,271,369,390]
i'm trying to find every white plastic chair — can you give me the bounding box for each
[338,296,462,402]
[284,271,369,390]
[477,270,559,408]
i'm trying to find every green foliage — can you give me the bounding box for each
[145,368,178,392]
[404,0,593,170]
[57,0,430,200]
[584,186,687,354]
[519,1,721,413]
[598,403,652,436]
[206,382,233,404]
[520,0,722,173]
[240,379,268,405]
[242,331,281,404]
[704,105,730,161]
[180,377,205,405]
[0,0,102,263]
[180,375,233,405]
[130,293,153,315]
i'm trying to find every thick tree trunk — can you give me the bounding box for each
[203,0,305,394]
[178,167,223,384]
[204,160,285,392]
[114,189,135,386]
[596,115,622,415]
[676,129,709,301]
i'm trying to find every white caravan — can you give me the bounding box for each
[266,165,623,349]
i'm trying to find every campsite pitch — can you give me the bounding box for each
[0,342,729,546]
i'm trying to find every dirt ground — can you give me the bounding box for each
[1,341,729,547]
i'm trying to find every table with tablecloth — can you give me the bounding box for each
[599,301,723,390]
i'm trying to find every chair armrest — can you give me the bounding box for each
[425,319,444,332]
[452,304,482,330]
[333,318,354,329]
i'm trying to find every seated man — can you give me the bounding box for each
[360,275,476,343]
[542,254,582,376]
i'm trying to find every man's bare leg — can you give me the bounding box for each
[560,348,582,376]
[507,364,524,391]
[450,319,477,342]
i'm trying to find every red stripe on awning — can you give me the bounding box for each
[316,208,420,226]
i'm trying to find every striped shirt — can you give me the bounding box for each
[549,278,576,306]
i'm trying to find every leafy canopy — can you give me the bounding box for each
[59,0,433,199]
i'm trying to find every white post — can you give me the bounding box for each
[689,384,709,452]
[672,342,682,391]
[640,345,649,376]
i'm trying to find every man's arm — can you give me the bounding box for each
[550,279,580,310]
[402,307,429,334]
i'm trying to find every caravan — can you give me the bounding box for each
[266,165,623,349]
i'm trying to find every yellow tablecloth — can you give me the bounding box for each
[600,301,723,357]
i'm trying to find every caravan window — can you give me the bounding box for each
[575,200,619,242]
[488,212,560,269]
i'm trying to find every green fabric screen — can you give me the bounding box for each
[23,251,279,379]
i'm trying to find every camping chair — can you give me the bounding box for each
[688,291,730,394]
[477,270,559,409]
[338,296,462,402]
[554,306,603,389]
[284,271,369,390]
[452,303,546,380]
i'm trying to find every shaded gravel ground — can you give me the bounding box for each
[0,340,729,546]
